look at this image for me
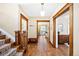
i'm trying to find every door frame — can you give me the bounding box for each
[37,20,50,39]
[20,13,28,35]
[38,24,48,36]
[53,3,73,56]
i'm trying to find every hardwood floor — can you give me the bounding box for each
[25,36,69,56]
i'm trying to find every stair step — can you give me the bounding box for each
[0,31,1,34]
[0,43,11,54]
[0,35,6,39]
[15,52,23,56]
[0,48,17,56]
[0,38,11,46]
[18,49,25,55]
[0,40,5,46]
[4,48,16,56]
[5,38,11,43]
[14,48,25,56]
[12,45,20,51]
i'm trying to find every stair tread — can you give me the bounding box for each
[0,38,10,42]
[12,45,20,48]
[0,39,5,41]
[0,43,11,49]
[4,48,16,56]
[18,48,25,52]
[0,39,5,46]
[15,52,23,56]
[0,35,6,39]
[0,35,5,36]
[0,34,4,36]
[0,38,11,45]
[0,48,16,56]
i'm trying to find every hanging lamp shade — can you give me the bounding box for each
[40,3,45,16]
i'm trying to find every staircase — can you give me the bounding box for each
[0,31,25,56]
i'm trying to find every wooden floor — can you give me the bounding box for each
[25,36,69,56]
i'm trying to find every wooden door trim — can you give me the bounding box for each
[53,3,73,56]
[20,13,28,36]
[37,20,50,40]
[37,20,50,22]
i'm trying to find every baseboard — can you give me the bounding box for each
[49,41,54,47]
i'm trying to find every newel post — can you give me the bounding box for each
[15,31,20,45]
[23,31,28,50]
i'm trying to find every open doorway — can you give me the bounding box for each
[53,3,73,56]
[39,25,47,36]
[56,10,70,55]
[20,14,28,33]
[37,20,50,40]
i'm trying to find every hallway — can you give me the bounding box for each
[25,36,69,56]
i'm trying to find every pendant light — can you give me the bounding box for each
[40,3,45,16]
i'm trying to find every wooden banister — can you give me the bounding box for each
[15,31,28,51]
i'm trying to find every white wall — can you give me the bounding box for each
[28,20,37,38]
[55,11,69,48]
[22,19,27,31]
[0,4,20,41]
[49,18,53,44]
[73,3,79,56]
[56,11,69,35]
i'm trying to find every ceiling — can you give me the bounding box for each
[19,3,66,19]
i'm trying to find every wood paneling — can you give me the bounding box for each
[58,35,69,44]
[15,31,20,45]
[19,14,28,52]
[28,38,38,43]
[15,31,28,54]
[53,3,73,56]
[37,20,49,22]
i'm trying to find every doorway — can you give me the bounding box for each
[39,25,47,36]
[53,3,73,56]
[37,20,50,40]
[20,13,28,33]
[57,10,69,56]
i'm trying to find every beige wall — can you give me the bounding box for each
[56,11,69,35]
[73,3,79,56]
[49,18,53,44]
[0,4,20,41]
[28,20,37,38]
[22,19,27,31]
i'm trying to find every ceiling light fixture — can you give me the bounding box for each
[40,3,45,16]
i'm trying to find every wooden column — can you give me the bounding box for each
[23,31,28,50]
[15,30,28,53]
[15,31,20,45]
